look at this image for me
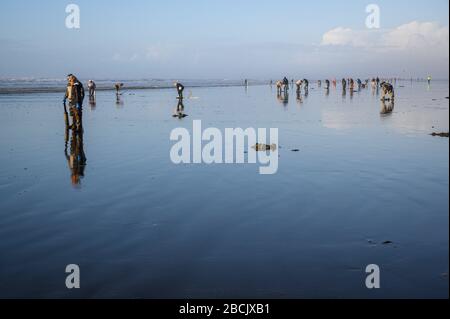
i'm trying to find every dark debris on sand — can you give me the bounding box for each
[431,132,449,138]
[252,143,277,151]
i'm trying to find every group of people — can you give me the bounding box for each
[60,74,399,185]
[273,76,395,100]
[63,75,188,130]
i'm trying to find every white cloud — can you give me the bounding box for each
[321,21,449,52]
[321,27,381,48]
[317,21,449,78]
[383,21,449,51]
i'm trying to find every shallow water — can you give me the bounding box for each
[0,81,448,298]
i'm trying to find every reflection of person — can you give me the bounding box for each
[296,90,302,103]
[380,99,395,115]
[174,82,185,99]
[64,74,85,131]
[64,124,87,186]
[277,90,289,106]
[173,100,188,119]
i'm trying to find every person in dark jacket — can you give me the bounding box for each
[64,74,85,131]
[174,82,185,99]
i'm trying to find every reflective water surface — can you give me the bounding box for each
[0,81,448,298]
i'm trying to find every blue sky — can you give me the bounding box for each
[0,0,448,79]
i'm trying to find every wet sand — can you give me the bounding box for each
[0,81,448,298]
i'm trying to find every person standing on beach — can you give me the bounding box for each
[283,77,289,92]
[174,82,185,99]
[349,78,355,91]
[295,80,302,93]
[87,80,96,99]
[64,74,85,131]
[427,75,432,85]
[115,83,124,95]
[303,79,309,92]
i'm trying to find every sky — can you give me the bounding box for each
[0,0,448,79]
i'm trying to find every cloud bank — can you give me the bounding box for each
[319,21,449,78]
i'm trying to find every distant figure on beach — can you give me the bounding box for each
[371,78,377,89]
[115,83,124,95]
[87,80,96,99]
[276,81,283,94]
[427,76,432,85]
[64,74,85,131]
[342,78,347,90]
[283,77,289,91]
[357,79,362,90]
[174,82,185,99]
[275,78,289,94]
[318,80,322,87]
[324,79,330,90]
[376,77,380,87]
[380,82,395,101]
[349,79,355,91]
[332,79,337,88]
[303,79,309,92]
[295,80,302,93]
[244,79,248,87]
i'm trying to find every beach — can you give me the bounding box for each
[0,80,448,298]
